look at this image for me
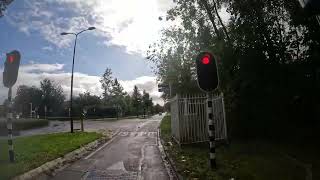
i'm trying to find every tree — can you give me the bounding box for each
[142,90,153,117]
[153,104,164,114]
[0,0,14,17]
[14,85,42,117]
[131,85,142,117]
[73,92,101,117]
[100,68,113,105]
[123,94,133,116]
[110,78,127,117]
[149,0,320,141]
[75,92,101,109]
[110,78,126,97]
[40,78,65,116]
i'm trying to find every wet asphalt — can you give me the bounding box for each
[46,115,169,180]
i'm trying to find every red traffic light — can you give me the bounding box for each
[8,55,14,63]
[201,54,211,65]
[195,51,218,92]
[3,50,21,88]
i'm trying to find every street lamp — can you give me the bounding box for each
[41,94,47,120]
[30,102,32,118]
[61,27,96,133]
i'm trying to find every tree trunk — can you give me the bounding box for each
[212,0,231,43]
[199,0,221,39]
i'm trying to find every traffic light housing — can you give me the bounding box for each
[196,52,219,92]
[3,50,21,88]
[301,0,320,15]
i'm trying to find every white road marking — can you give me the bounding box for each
[107,161,126,171]
[138,132,144,136]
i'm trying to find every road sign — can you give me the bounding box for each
[3,50,21,88]
[195,51,219,92]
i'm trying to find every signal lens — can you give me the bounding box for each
[201,55,210,65]
[8,55,14,63]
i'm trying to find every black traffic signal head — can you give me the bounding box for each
[196,51,219,92]
[301,0,320,15]
[304,0,320,15]
[3,50,21,88]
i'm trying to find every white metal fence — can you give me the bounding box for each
[170,94,228,145]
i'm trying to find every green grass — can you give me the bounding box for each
[0,132,102,180]
[160,115,171,142]
[160,115,317,180]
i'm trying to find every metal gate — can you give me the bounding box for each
[170,94,227,145]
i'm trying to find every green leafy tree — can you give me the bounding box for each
[153,104,164,114]
[0,0,14,17]
[76,92,101,108]
[14,85,42,117]
[110,78,127,117]
[73,92,101,116]
[123,94,133,116]
[142,90,153,116]
[100,68,113,105]
[148,0,320,141]
[40,78,65,116]
[131,85,142,117]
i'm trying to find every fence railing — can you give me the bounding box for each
[170,94,227,145]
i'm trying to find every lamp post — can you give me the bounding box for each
[30,102,32,118]
[41,94,47,120]
[61,27,96,133]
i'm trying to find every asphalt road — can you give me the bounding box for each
[47,115,170,180]
[18,118,152,137]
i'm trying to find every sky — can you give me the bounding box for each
[0,0,176,105]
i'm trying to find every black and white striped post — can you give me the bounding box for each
[3,50,21,163]
[207,93,216,169]
[7,87,14,162]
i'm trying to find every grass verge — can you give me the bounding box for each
[160,115,318,180]
[0,132,102,180]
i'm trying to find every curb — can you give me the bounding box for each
[157,128,181,180]
[13,131,114,180]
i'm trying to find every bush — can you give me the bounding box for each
[0,118,49,132]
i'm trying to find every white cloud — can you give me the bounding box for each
[0,63,163,105]
[120,76,163,105]
[42,46,54,52]
[6,0,175,54]
[20,63,64,73]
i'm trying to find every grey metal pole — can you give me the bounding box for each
[69,35,78,133]
[7,87,14,162]
[81,111,84,132]
[169,82,172,98]
[44,105,47,120]
[207,93,216,168]
[30,102,32,118]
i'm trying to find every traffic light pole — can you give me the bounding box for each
[2,50,21,163]
[7,87,14,162]
[207,93,216,169]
